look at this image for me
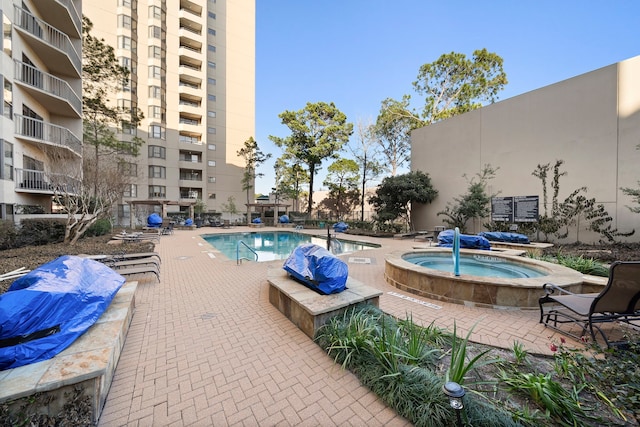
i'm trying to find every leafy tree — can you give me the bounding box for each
[378,49,507,146]
[237,137,271,221]
[438,165,497,233]
[274,157,309,214]
[221,196,239,221]
[369,171,438,232]
[349,120,383,220]
[50,17,143,243]
[373,99,413,176]
[270,102,353,214]
[318,159,361,219]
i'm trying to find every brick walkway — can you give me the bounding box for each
[98,227,567,426]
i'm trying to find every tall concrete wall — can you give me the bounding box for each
[411,55,640,243]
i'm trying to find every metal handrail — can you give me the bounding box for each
[236,240,258,265]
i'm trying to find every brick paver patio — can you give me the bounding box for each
[98,227,568,426]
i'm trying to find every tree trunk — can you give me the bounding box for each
[307,166,315,215]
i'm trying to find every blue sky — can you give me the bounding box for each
[254,1,640,195]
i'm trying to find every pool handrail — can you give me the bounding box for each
[453,227,460,276]
[236,240,258,264]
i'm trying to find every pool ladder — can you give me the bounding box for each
[237,240,258,265]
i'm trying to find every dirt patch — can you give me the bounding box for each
[543,242,640,263]
[0,235,155,293]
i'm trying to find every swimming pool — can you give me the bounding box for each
[202,231,379,262]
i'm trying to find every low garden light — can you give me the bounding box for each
[443,381,465,426]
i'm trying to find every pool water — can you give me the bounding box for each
[203,231,379,262]
[402,253,547,278]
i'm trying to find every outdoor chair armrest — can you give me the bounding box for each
[542,282,580,297]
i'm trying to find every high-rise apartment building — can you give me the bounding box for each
[84,0,255,225]
[0,0,83,221]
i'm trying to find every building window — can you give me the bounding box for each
[207,127,216,135]
[1,140,14,180]
[208,61,216,69]
[208,78,216,85]
[208,144,216,151]
[208,45,216,53]
[149,85,163,100]
[121,120,137,135]
[149,6,164,20]
[119,56,137,74]
[149,185,166,199]
[3,13,11,57]
[118,141,137,155]
[148,145,166,159]
[149,25,165,39]
[148,105,165,120]
[119,0,136,7]
[149,65,163,80]
[123,184,137,197]
[119,162,137,177]
[208,94,216,102]
[149,125,165,139]
[208,176,216,183]
[208,193,216,199]
[118,36,136,53]
[117,99,132,110]
[148,45,163,59]
[2,79,12,119]
[207,111,216,118]
[149,165,166,179]
[118,14,136,31]
[208,28,216,36]
[208,12,216,19]
[208,160,216,167]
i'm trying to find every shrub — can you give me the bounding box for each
[84,218,112,237]
[17,219,66,247]
[0,221,19,250]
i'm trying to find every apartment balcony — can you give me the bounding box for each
[178,82,202,101]
[14,60,81,118]
[15,168,81,195]
[179,64,202,85]
[179,133,203,146]
[179,45,203,64]
[178,102,202,119]
[14,6,81,77]
[34,0,82,39]
[14,114,82,157]
[179,6,202,22]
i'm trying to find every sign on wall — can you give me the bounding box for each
[491,196,539,223]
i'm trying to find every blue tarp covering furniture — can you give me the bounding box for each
[147,213,162,228]
[478,231,530,244]
[283,244,348,295]
[0,255,125,370]
[279,215,289,223]
[438,229,491,250]
[252,217,262,224]
[184,218,193,226]
[333,222,348,232]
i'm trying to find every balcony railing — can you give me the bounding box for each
[37,0,82,38]
[14,114,82,157]
[14,6,81,76]
[15,168,81,193]
[14,60,82,117]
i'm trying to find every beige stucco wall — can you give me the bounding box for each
[411,55,640,243]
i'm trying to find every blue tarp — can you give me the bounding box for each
[438,229,491,250]
[147,213,162,228]
[478,231,530,244]
[0,256,125,371]
[279,215,289,223]
[333,222,348,232]
[185,218,193,226]
[283,244,348,295]
[252,217,262,224]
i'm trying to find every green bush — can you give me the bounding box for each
[17,219,66,247]
[84,218,112,237]
[0,220,19,250]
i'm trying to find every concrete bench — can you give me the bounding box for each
[0,281,137,424]
[267,269,382,339]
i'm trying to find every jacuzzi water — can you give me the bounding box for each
[402,253,547,278]
[203,231,379,262]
